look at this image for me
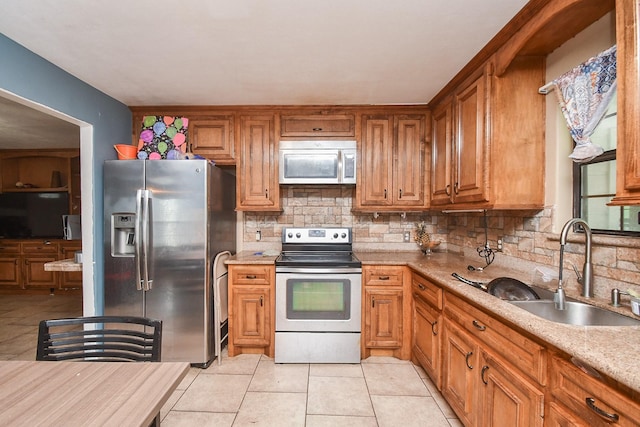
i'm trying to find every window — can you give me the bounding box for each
[573,92,640,235]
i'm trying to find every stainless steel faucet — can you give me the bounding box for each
[556,218,594,309]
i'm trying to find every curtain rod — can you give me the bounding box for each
[538,82,555,95]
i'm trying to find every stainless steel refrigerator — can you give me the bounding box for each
[103,159,236,367]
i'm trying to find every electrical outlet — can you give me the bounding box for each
[256,230,261,241]
[497,237,503,251]
[403,231,411,242]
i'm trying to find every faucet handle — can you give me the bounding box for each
[569,262,583,283]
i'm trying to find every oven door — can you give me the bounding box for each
[275,270,361,332]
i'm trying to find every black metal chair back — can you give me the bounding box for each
[36,316,162,362]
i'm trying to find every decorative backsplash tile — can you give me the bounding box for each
[243,186,640,300]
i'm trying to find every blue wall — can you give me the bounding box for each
[0,34,132,313]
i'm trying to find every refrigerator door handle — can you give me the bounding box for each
[140,189,153,291]
[135,189,144,291]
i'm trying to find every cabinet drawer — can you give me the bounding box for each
[411,272,443,309]
[230,265,272,286]
[22,241,59,253]
[444,292,546,385]
[363,266,405,287]
[280,114,355,137]
[550,356,640,426]
[0,242,20,254]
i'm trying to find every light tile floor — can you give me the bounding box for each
[0,294,461,426]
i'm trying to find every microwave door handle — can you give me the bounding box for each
[338,150,343,183]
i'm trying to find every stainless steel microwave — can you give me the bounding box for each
[278,140,357,184]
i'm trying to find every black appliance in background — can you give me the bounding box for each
[0,192,69,238]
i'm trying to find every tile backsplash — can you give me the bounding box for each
[243,186,640,300]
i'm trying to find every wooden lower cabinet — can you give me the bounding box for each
[411,272,443,389]
[59,241,82,290]
[479,351,544,427]
[548,355,640,426]
[361,265,411,360]
[227,264,274,357]
[442,320,479,426]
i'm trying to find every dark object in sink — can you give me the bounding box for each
[487,277,540,301]
[451,273,540,301]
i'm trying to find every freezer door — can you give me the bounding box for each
[103,160,146,318]
[145,160,212,365]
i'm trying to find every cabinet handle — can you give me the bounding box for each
[454,182,459,195]
[465,351,473,369]
[481,365,489,385]
[312,128,323,131]
[585,398,619,423]
[259,296,263,307]
[265,189,268,199]
[399,188,402,199]
[472,320,486,331]
[378,276,390,280]
[384,189,387,199]
[445,184,451,196]
[371,296,375,308]
[418,283,426,291]
[431,320,438,336]
[246,275,257,279]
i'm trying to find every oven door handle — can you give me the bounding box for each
[276,267,362,274]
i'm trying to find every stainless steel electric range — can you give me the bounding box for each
[274,227,362,363]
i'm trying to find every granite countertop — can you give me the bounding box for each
[228,250,640,393]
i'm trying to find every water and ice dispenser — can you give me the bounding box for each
[111,214,136,256]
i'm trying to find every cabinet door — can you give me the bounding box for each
[431,98,454,206]
[360,115,393,206]
[0,257,21,288]
[189,116,235,165]
[231,287,271,348]
[611,0,640,204]
[23,256,58,289]
[393,115,425,206]
[280,114,355,137]
[442,320,478,426]
[364,288,403,348]
[453,70,490,204]
[413,296,441,388]
[479,351,544,427]
[237,114,279,211]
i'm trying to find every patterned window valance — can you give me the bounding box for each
[548,45,617,163]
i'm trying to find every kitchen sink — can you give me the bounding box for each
[509,300,640,326]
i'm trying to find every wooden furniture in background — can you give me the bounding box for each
[0,360,188,426]
[0,149,80,215]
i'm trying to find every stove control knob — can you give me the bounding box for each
[287,232,293,238]
[333,233,339,239]
[341,232,347,239]
[296,233,301,238]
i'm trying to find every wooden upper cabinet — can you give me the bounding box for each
[280,113,355,137]
[357,111,427,211]
[236,114,280,211]
[611,0,640,205]
[189,115,235,165]
[430,57,545,210]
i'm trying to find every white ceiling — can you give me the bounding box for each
[0,0,528,148]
